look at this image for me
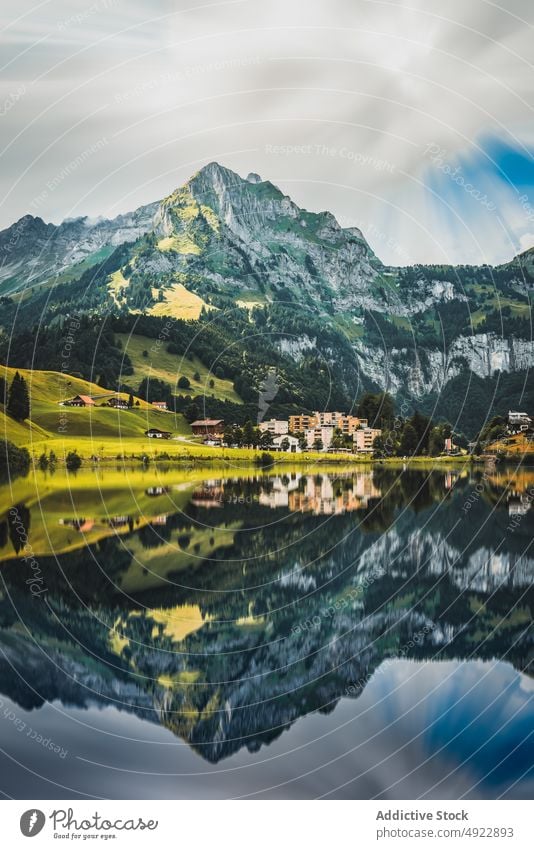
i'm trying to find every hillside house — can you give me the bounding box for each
[508,411,532,432]
[63,394,95,407]
[152,401,168,411]
[191,419,224,437]
[107,396,129,409]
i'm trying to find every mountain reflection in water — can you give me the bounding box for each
[0,465,532,798]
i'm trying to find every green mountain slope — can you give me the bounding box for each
[1,366,190,447]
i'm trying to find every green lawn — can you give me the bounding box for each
[0,407,47,443]
[31,402,189,439]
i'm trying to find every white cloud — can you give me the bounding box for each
[0,0,532,264]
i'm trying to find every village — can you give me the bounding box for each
[149,410,382,453]
[60,392,534,458]
[60,394,381,452]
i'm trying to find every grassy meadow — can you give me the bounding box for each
[1,364,191,456]
[116,332,241,403]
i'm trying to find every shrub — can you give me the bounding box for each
[65,451,82,471]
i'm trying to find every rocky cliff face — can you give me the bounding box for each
[352,332,534,395]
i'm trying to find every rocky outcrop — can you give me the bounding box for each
[353,333,534,394]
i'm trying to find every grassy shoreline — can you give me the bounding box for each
[9,430,534,473]
[20,434,481,469]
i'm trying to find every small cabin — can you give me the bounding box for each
[64,394,95,407]
[191,419,224,437]
[152,400,168,411]
[145,428,172,439]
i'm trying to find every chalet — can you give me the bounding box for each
[64,394,95,407]
[107,396,129,409]
[152,400,168,411]
[145,428,172,439]
[191,419,224,437]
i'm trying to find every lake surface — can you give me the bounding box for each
[0,463,533,799]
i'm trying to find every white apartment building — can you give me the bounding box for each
[258,418,289,435]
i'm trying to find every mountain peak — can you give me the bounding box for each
[0,214,50,241]
[190,161,242,186]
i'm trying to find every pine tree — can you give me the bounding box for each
[7,372,30,421]
[98,370,113,389]
[399,422,418,456]
[242,419,255,446]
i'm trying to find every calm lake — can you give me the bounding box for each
[0,463,533,799]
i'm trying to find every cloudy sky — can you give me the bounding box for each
[0,0,533,264]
